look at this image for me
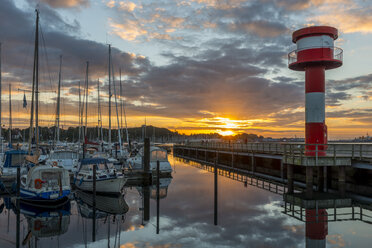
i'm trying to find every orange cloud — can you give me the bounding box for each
[109,19,148,41]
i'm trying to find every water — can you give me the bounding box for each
[0,154,371,248]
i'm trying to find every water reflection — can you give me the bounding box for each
[0,154,371,247]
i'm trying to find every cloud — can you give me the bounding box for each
[306,0,372,34]
[109,19,148,41]
[30,0,90,9]
[191,0,246,9]
[230,20,288,37]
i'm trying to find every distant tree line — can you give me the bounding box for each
[1,126,264,144]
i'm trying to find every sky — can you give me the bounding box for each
[1,0,372,138]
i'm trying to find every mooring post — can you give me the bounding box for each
[156,160,160,234]
[143,186,150,222]
[92,163,96,242]
[306,166,314,198]
[287,164,294,194]
[214,159,218,226]
[143,137,150,183]
[16,167,20,248]
[16,167,20,197]
[338,166,346,197]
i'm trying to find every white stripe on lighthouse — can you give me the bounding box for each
[306,92,325,123]
[297,35,334,51]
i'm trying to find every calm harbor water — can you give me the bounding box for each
[0,154,371,248]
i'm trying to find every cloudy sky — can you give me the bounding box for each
[1,0,372,138]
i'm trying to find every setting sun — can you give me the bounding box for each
[218,130,235,136]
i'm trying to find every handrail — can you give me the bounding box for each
[288,46,343,65]
[175,142,372,161]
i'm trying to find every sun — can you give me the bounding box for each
[218,130,235,136]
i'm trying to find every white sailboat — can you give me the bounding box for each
[20,9,71,207]
[127,146,173,175]
[74,157,127,194]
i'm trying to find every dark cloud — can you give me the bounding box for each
[0,0,149,93]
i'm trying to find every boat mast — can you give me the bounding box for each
[8,84,11,146]
[119,69,129,146]
[56,55,62,144]
[35,10,40,153]
[78,80,81,144]
[84,62,89,140]
[97,79,103,143]
[108,45,112,151]
[111,63,123,156]
[119,69,123,142]
[28,9,39,155]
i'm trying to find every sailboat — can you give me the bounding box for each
[46,55,79,173]
[19,9,71,207]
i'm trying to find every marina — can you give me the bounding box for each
[0,0,372,247]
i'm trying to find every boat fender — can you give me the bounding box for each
[79,177,84,186]
[34,220,42,231]
[34,179,44,189]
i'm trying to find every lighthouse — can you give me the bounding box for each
[288,26,343,155]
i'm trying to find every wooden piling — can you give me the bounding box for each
[144,138,150,172]
[214,159,218,226]
[156,160,160,234]
[16,167,20,248]
[92,163,96,242]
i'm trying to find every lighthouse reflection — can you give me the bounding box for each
[283,192,371,248]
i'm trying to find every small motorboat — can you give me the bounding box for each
[74,158,127,194]
[127,146,172,175]
[20,164,71,207]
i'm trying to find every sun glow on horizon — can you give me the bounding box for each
[218,130,236,136]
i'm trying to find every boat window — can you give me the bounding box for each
[52,152,78,159]
[81,163,107,171]
[41,171,62,187]
[151,150,167,161]
[11,154,26,167]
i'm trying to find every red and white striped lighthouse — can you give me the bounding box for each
[288,26,343,155]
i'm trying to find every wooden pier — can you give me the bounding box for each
[173,142,372,197]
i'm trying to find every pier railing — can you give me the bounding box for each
[176,142,372,166]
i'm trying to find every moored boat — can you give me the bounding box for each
[127,146,172,175]
[0,150,28,190]
[74,158,127,194]
[20,164,71,207]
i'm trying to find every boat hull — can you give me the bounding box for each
[75,177,127,195]
[75,190,129,215]
[20,188,71,208]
